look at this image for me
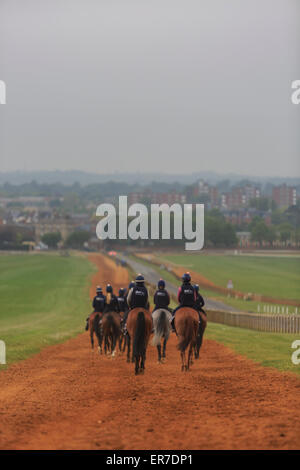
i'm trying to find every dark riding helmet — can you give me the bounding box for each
[135,274,145,284]
[182,272,191,283]
[128,281,135,289]
[119,287,126,296]
[193,284,199,292]
[158,279,165,289]
[106,284,113,293]
[96,286,102,294]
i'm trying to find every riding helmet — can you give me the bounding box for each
[128,281,135,289]
[135,274,145,284]
[96,286,102,294]
[193,284,199,292]
[158,279,165,289]
[119,287,126,296]
[106,284,113,293]
[182,272,191,283]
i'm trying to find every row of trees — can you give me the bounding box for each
[41,230,91,249]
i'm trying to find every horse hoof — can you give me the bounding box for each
[161,358,166,363]
[140,369,145,375]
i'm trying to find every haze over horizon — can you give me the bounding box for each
[0,0,299,178]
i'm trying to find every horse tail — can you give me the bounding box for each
[177,316,194,353]
[152,310,168,346]
[93,313,101,339]
[133,311,146,358]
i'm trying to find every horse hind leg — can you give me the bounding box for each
[140,349,146,374]
[126,335,131,363]
[181,351,186,372]
[162,337,167,362]
[157,344,162,363]
[90,330,94,349]
[135,355,140,375]
[187,344,193,370]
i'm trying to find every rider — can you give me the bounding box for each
[123,275,149,333]
[127,274,149,310]
[194,284,207,333]
[117,287,129,313]
[153,279,171,313]
[104,284,119,313]
[85,286,106,331]
[171,273,196,331]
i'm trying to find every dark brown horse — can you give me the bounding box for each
[174,307,199,372]
[126,307,152,375]
[88,311,101,350]
[94,311,121,357]
[118,310,127,353]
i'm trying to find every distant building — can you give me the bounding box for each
[221,184,260,210]
[272,184,297,208]
[128,191,186,206]
[193,180,219,207]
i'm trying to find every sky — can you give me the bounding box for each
[0,0,299,177]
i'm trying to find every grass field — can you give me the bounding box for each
[130,255,300,375]
[205,322,300,376]
[0,253,96,366]
[130,254,295,313]
[162,254,300,301]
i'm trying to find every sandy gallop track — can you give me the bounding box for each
[0,254,299,450]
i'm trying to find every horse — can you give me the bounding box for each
[87,311,101,350]
[194,308,207,359]
[94,311,121,357]
[118,310,127,353]
[126,307,152,375]
[174,307,199,372]
[151,308,172,363]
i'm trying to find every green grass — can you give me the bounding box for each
[130,254,291,313]
[0,253,96,366]
[130,254,300,375]
[162,254,300,301]
[206,322,300,376]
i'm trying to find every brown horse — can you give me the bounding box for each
[126,307,152,375]
[118,310,127,353]
[94,311,121,357]
[174,307,199,372]
[88,311,101,350]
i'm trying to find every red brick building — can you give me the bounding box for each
[272,184,297,208]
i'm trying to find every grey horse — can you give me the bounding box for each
[151,308,172,363]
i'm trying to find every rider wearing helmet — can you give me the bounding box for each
[117,287,128,313]
[153,279,171,312]
[85,286,106,331]
[171,273,197,331]
[124,275,149,333]
[193,283,207,333]
[103,284,119,313]
[127,274,149,309]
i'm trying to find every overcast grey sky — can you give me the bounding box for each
[0,0,299,177]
